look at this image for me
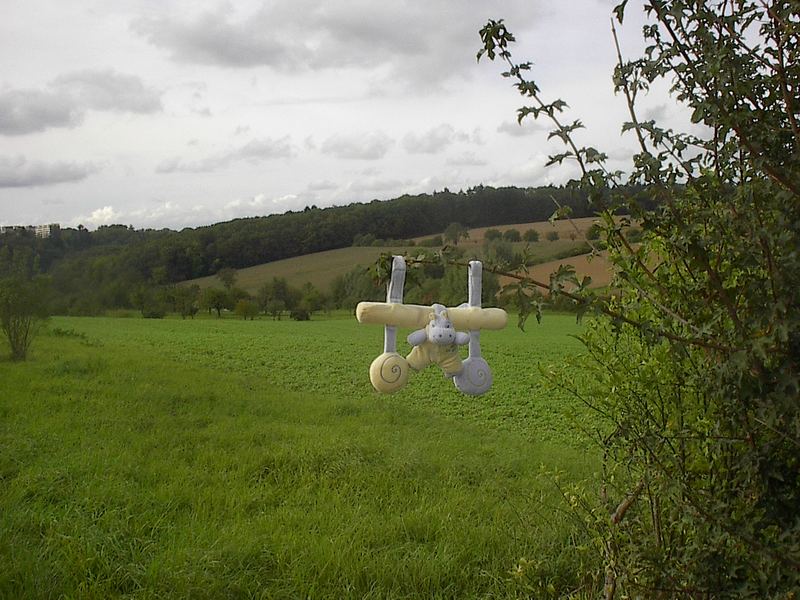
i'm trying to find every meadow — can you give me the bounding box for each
[0,313,601,598]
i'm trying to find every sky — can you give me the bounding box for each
[0,0,690,231]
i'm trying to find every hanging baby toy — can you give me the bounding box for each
[355,256,507,395]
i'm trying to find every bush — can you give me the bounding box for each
[484,228,502,241]
[545,230,559,242]
[523,229,540,242]
[235,299,259,320]
[502,229,521,242]
[0,276,51,360]
[480,3,800,595]
[290,307,310,321]
[585,223,601,240]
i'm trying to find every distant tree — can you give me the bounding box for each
[265,299,286,320]
[502,229,521,242]
[438,267,467,306]
[216,267,237,290]
[0,275,51,360]
[229,287,250,304]
[300,282,324,314]
[130,284,167,318]
[585,223,601,241]
[173,284,200,319]
[484,228,502,241]
[257,277,301,314]
[234,299,259,320]
[481,270,500,306]
[330,266,383,310]
[522,228,539,242]
[483,240,515,267]
[352,233,376,246]
[545,230,559,242]
[290,307,311,321]
[443,222,469,246]
[439,262,502,307]
[200,287,230,317]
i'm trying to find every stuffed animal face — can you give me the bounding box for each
[428,317,456,344]
[426,304,457,345]
[406,303,470,349]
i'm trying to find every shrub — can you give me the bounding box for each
[484,228,502,241]
[290,307,310,321]
[523,229,539,242]
[0,276,51,360]
[234,299,259,320]
[585,223,601,240]
[480,3,800,595]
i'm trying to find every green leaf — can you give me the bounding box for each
[613,0,629,23]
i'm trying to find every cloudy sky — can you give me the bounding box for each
[0,0,687,230]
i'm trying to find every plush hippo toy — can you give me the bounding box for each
[406,303,470,376]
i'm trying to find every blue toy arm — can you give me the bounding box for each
[455,332,470,346]
[407,329,428,346]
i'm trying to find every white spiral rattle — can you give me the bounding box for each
[368,256,410,393]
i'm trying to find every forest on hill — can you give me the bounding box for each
[1,184,615,314]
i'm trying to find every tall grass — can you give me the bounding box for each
[0,315,599,598]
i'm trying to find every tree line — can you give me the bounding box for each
[0,184,611,315]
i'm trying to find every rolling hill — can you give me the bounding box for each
[185,216,617,295]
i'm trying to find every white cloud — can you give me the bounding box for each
[82,205,120,227]
[307,180,338,191]
[157,136,295,173]
[0,155,98,187]
[321,131,394,160]
[0,70,161,135]
[345,176,408,193]
[51,69,162,114]
[497,119,549,137]
[132,6,301,69]
[132,1,544,92]
[446,152,488,167]
[402,124,464,154]
[0,90,81,135]
[643,104,668,122]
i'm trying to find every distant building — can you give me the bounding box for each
[34,223,59,238]
[0,223,60,238]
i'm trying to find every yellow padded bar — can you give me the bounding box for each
[356,302,507,331]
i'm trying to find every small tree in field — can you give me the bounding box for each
[234,299,259,320]
[545,230,559,242]
[200,287,230,318]
[484,228,502,241]
[216,267,237,290]
[443,222,469,245]
[522,228,539,242]
[0,276,50,361]
[478,2,800,596]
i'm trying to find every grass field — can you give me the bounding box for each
[0,314,601,598]
[187,246,417,295]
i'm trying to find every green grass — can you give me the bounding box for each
[0,315,600,598]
